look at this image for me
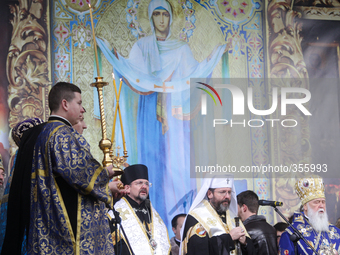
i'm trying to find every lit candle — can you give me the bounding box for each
[89,4,100,76]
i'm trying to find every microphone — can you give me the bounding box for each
[234,217,240,227]
[234,217,242,253]
[258,200,283,207]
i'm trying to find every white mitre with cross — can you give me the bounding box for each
[188,175,237,217]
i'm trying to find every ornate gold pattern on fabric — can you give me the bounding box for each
[111,197,171,255]
[31,169,49,178]
[117,207,130,221]
[85,166,106,194]
[329,227,340,240]
[28,120,114,254]
[207,218,218,226]
[189,199,249,237]
[187,200,249,255]
[190,200,249,238]
[111,230,123,246]
[297,224,313,238]
[285,213,340,255]
[7,0,51,157]
[295,175,325,205]
[295,213,305,223]
[11,117,44,146]
[286,228,311,254]
[76,194,81,255]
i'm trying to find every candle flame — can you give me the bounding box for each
[112,72,115,79]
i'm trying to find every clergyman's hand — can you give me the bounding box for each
[238,235,247,245]
[230,227,245,242]
[109,181,129,200]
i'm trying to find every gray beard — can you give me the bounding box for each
[216,202,229,213]
[307,204,329,232]
[138,193,148,201]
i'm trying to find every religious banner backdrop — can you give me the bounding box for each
[51,0,266,232]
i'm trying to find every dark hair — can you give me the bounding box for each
[48,82,81,112]
[273,222,289,232]
[237,190,259,214]
[171,213,187,228]
[206,188,215,201]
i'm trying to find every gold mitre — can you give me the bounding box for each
[295,175,325,205]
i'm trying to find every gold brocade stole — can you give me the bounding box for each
[189,200,249,255]
[109,197,171,255]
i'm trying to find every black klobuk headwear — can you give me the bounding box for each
[121,164,148,185]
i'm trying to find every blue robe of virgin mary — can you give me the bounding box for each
[96,0,229,232]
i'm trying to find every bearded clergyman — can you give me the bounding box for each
[107,164,171,255]
[279,175,340,255]
[181,176,255,255]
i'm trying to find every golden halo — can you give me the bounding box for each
[137,0,186,39]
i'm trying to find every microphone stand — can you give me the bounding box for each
[110,204,135,255]
[273,206,318,255]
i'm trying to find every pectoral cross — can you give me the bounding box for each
[226,178,229,184]
[154,82,174,92]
